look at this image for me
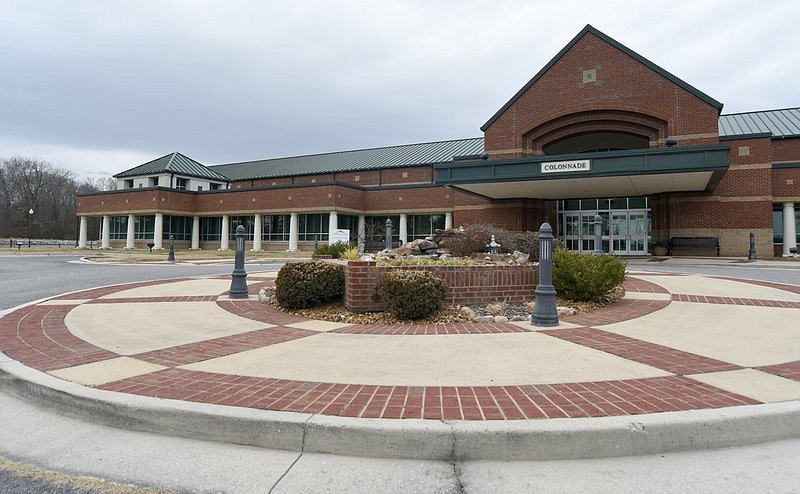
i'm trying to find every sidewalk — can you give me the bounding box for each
[1,267,799,461]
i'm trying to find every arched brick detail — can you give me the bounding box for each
[522,110,668,154]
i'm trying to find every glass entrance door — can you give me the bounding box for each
[610,213,629,254]
[563,212,581,251]
[609,211,648,255]
[628,211,647,255]
[557,198,650,256]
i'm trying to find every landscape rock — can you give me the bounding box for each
[511,250,530,264]
[557,306,577,316]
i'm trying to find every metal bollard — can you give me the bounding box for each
[532,221,559,327]
[385,218,393,250]
[748,232,757,261]
[229,225,249,299]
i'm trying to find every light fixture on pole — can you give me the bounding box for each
[28,209,34,248]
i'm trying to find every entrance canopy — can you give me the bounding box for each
[435,144,729,199]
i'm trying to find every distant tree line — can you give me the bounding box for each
[0,156,116,242]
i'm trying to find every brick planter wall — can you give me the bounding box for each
[344,261,538,312]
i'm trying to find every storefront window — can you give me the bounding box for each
[364,215,400,247]
[299,213,329,241]
[163,215,192,240]
[109,216,127,239]
[409,214,445,240]
[229,215,254,240]
[262,214,290,241]
[134,215,154,240]
[200,217,221,241]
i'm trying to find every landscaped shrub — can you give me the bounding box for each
[314,241,353,259]
[275,261,345,309]
[378,269,448,319]
[341,245,360,260]
[444,224,514,257]
[552,250,626,302]
[511,231,565,261]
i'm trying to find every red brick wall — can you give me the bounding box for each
[344,261,537,312]
[773,167,800,199]
[77,189,197,215]
[772,138,800,162]
[335,170,380,186]
[484,31,719,157]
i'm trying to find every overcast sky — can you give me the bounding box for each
[1,0,798,180]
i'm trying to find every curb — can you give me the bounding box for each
[2,354,798,461]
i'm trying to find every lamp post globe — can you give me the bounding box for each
[27,209,34,248]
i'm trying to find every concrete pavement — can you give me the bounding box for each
[1,262,800,467]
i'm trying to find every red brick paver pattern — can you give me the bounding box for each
[757,361,800,383]
[561,298,670,326]
[332,322,529,335]
[3,273,794,421]
[0,304,116,371]
[96,370,758,420]
[133,327,316,367]
[542,327,741,375]
[51,279,190,300]
[87,295,219,304]
[671,294,800,308]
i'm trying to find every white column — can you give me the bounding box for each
[153,213,164,250]
[445,212,453,230]
[328,211,338,243]
[125,214,135,249]
[783,202,797,257]
[252,213,262,251]
[399,213,408,246]
[288,212,299,251]
[191,216,200,250]
[220,215,230,250]
[357,215,366,251]
[78,216,88,248]
[101,215,111,249]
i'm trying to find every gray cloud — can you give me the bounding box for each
[1,0,798,178]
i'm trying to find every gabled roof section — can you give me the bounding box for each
[114,152,230,182]
[210,138,484,181]
[481,24,724,132]
[719,107,800,138]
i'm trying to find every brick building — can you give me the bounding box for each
[77,25,800,257]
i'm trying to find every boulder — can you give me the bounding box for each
[557,306,577,317]
[511,250,530,264]
[408,238,438,252]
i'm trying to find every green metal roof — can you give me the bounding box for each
[719,108,800,138]
[114,152,229,182]
[481,25,724,132]
[210,138,485,181]
[113,107,797,185]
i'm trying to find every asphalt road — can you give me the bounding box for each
[0,255,283,312]
[626,259,800,285]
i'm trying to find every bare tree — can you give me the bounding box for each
[0,156,83,240]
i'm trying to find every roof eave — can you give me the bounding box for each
[480,24,724,132]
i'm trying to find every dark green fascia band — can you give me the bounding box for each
[434,144,730,184]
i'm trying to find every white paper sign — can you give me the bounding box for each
[329,229,350,245]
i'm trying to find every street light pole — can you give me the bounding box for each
[27,208,34,248]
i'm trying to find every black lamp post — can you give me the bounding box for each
[27,208,33,248]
